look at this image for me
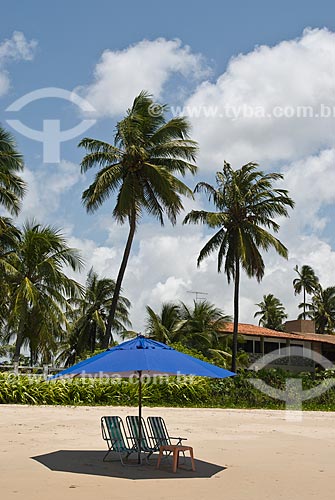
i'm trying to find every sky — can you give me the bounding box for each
[1,0,335,330]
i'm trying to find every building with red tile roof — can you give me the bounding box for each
[219,320,335,371]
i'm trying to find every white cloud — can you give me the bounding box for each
[185,28,335,169]
[0,31,37,96]
[64,223,218,330]
[57,146,335,331]
[76,152,335,329]
[9,29,335,333]
[60,188,335,333]
[65,235,118,283]
[41,28,335,332]
[20,160,82,221]
[280,148,335,234]
[82,38,208,117]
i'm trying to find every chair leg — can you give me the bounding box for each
[189,448,196,471]
[172,449,178,473]
[119,451,125,466]
[103,447,112,462]
[156,449,163,469]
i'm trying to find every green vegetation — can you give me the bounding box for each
[0,125,26,216]
[58,268,131,366]
[254,294,287,331]
[293,264,319,319]
[131,300,236,367]
[79,91,198,347]
[184,162,294,371]
[1,370,335,411]
[5,221,83,363]
[1,92,335,390]
[292,264,335,334]
[301,285,335,334]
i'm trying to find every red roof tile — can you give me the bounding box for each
[220,323,335,345]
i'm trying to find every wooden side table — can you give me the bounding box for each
[156,444,196,473]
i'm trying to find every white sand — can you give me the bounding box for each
[0,405,334,500]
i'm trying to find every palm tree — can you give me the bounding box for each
[0,217,21,258]
[301,285,335,334]
[64,268,131,360]
[0,125,26,216]
[0,126,25,281]
[176,300,232,360]
[293,265,319,319]
[79,91,198,348]
[145,302,181,343]
[254,294,287,331]
[184,162,294,371]
[0,219,21,330]
[0,270,10,333]
[142,299,232,364]
[4,221,83,362]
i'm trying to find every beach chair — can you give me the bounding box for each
[126,415,159,460]
[101,416,137,465]
[147,416,187,447]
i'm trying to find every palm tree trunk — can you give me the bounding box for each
[91,323,97,353]
[13,331,23,363]
[102,214,136,348]
[303,287,306,320]
[13,311,28,363]
[30,341,33,367]
[231,258,240,372]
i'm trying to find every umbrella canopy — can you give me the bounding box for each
[53,335,235,379]
[52,335,235,463]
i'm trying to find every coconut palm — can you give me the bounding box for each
[0,219,20,324]
[0,125,26,216]
[4,221,84,362]
[0,272,10,333]
[301,285,335,334]
[0,217,21,258]
[0,125,25,289]
[184,162,294,371]
[254,294,287,331]
[79,91,198,348]
[176,300,232,361]
[141,299,231,363]
[144,302,181,343]
[63,268,131,361]
[293,265,319,319]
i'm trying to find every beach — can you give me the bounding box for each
[0,405,334,500]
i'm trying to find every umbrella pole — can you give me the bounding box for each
[138,370,142,464]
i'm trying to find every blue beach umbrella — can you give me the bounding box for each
[53,335,235,463]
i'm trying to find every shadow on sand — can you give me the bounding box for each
[31,450,226,479]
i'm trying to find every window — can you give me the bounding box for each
[245,340,254,353]
[264,342,280,354]
[254,341,261,353]
[291,343,303,353]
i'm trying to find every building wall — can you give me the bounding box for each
[243,336,315,372]
[284,319,316,334]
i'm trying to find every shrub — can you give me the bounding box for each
[1,369,335,410]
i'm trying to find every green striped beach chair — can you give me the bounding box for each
[101,416,137,465]
[126,416,159,460]
[147,416,187,447]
